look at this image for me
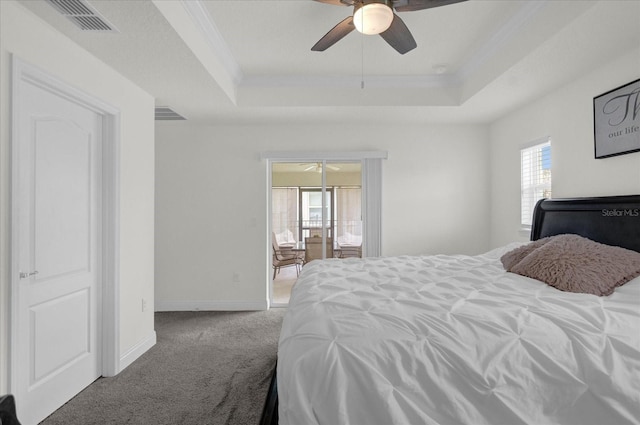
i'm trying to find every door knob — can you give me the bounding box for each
[19,271,39,279]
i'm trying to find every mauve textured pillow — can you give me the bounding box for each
[500,237,552,270]
[509,234,640,296]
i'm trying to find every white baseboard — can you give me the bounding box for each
[119,330,157,372]
[154,300,269,312]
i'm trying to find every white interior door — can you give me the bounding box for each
[14,77,102,424]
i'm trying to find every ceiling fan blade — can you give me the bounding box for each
[326,165,340,171]
[312,16,356,51]
[393,0,467,13]
[379,14,416,54]
[303,165,316,171]
[313,0,354,5]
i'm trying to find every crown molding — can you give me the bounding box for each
[180,0,243,85]
[456,1,547,81]
[242,73,459,89]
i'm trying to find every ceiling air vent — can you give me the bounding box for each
[46,0,117,32]
[155,107,187,121]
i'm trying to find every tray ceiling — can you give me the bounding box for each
[18,0,640,124]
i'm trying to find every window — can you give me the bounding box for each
[300,188,333,239]
[521,139,551,227]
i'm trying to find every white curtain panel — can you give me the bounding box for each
[335,188,362,244]
[272,188,299,242]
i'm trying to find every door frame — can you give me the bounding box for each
[9,56,122,395]
[262,151,387,308]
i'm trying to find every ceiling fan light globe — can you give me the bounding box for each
[353,3,393,35]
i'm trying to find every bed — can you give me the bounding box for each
[265,195,640,425]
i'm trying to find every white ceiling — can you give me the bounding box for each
[19,0,640,125]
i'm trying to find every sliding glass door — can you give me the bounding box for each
[265,151,386,306]
[270,160,362,305]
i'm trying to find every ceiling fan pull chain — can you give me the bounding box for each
[361,26,365,89]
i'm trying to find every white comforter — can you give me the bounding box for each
[277,245,640,425]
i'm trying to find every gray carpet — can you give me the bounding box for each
[40,309,286,425]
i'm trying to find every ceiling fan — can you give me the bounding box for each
[301,163,341,173]
[311,0,467,54]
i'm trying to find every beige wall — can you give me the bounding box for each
[155,123,490,309]
[0,1,156,392]
[489,49,640,248]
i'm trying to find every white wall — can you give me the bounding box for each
[155,123,490,309]
[0,0,156,392]
[489,49,640,248]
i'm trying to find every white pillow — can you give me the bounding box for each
[276,230,296,245]
[338,232,362,246]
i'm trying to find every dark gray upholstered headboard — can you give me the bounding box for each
[530,195,640,253]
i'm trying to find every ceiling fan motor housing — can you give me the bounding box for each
[353,0,394,35]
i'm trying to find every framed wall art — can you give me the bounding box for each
[593,78,640,159]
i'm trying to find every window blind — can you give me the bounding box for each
[521,139,551,227]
